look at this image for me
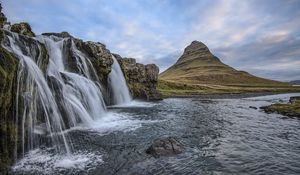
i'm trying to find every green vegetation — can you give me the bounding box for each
[0,43,19,172]
[261,97,300,118]
[11,22,35,37]
[158,79,300,97]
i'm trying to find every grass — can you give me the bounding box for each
[262,98,300,118]
[157,79,300,97]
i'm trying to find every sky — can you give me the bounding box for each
[2,0,300,81]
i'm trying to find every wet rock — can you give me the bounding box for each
[115,54,162,100]
[41,32,113,85]
[289,96,300,104]
[0,4,7,28]
[0,40,19,172]
[249,106,257,110]
[75,40,113,83]
[42,31,73,38]
[146,137,184,157]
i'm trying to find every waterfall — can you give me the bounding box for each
[108,55,132,105]
[2,31,107,158]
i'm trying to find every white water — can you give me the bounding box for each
[4,33,71,155]
[108,55,132,105]
[12,148,103,174]
[2,32,109,158]
[1,30,136,173]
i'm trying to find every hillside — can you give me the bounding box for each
[158,41,299,96]
[289,80,300,85]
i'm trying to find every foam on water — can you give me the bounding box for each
[108,100,156,108]
[12,149,103,174]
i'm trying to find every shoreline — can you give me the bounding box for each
[162,91,300,99]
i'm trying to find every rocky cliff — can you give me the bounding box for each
[114,54,162,100]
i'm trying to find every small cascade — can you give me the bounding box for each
[2,31,108,158]
[108,55,132,105]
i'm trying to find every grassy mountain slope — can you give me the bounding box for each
[158,41,299,96]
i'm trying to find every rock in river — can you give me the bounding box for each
[146,137,184,158]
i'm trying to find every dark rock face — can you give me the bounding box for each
[146,137,184,158]
[115,54,162,100]
[75,40,113,84]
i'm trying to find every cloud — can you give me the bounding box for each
[215,34,300,81]
[2,0,300,81]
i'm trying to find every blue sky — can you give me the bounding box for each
[3,0,300,81]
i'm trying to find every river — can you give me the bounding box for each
[12,93,300,175]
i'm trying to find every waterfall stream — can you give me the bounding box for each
[108,55,132,105]
[2,31,130,160]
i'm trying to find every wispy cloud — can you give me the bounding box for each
[2,0,300,81]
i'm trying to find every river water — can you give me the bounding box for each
[12,93,300,175]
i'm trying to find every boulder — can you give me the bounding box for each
[249,106,257,110]
[289,96,300,104]
[146,137,184,158]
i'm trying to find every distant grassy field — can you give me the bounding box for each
[157,79,300,97]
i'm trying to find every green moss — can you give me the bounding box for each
[0,45,18,172]
[264,99,300,117]
[0,30,4,43]
[11,22,35,37]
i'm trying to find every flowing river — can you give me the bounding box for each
[12,93,300,175]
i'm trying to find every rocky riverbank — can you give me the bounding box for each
[261,96,300,118]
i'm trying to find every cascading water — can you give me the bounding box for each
[108,55,132,105]
[2,31,107,159]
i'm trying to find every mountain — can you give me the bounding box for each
[289,80,300,85]
[157,41,298,96]
[160,41,284,86]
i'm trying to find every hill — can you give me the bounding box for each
[158,41,299,96]
[289,80,300,85]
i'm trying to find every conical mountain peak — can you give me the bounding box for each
[184,40,209,53]
[176,40,216,64]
